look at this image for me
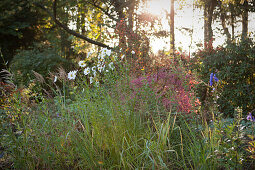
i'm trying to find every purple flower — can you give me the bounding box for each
[210,73,214,86]
[214,74,219,82]
[247,112,255,122]
[209,73,219,86]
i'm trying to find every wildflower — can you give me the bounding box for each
[87,52,92,58]
[101,48,111,56]
[98,66,104,73]
[84,68,90,75]
[54,76,57,83]
[99,53,105,60]
[97,62,104,68]
[89,77,93,84]
[105,49,111,56]
[101,48,107,54]
[109,62,114,70]
[247,112,255,122]
[78,60,86,67]
[214,75,219,82]
[67,70,77,80]
[209,72,219,86]
[131,50,135,55]
[91,66,96,76]
[209,73,213,86]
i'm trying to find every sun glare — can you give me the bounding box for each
[143,0,170,16]
[140,0,251,55]
[140,0,203,54]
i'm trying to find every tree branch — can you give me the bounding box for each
[35,1,113,49]
[90,0,118,22]
[219,4,231,43]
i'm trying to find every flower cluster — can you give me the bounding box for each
[67,48,115,85]
[209,72,219,86]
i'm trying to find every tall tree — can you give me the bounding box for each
[203,0,217,45]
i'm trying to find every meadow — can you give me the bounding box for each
[1,43,254,169]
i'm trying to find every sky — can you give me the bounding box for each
[140,0,255,55]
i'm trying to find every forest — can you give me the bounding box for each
[0,0,255,169]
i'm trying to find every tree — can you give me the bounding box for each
[241,0,249,39]
[34,0,159,64]
[203,0,217,45]
[0,0,44,72]
[35,0,144,50]
[35,0,113,49]
[197,0,255,45]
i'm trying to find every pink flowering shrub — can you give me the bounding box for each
[130,59,199,114]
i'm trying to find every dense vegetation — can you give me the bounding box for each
[1,0,255,169]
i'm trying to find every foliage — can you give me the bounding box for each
[0,69,184,169]
[191,39,255,116]
[183,109,255,169]
[1,47,255,169]
[66,47,117,86]
[10,44,70,86]
[1,0,255,169]
[130,58,199,115]
[0,0,44,70]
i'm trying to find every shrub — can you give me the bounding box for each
[10,44,70,86]
[191,39,255,116]
[130,57,200,116]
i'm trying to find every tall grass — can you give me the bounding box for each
[1,69,187,169]
[1,59,254,169]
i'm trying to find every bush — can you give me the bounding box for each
[10,44,70,86]
[191,39,255,116]
[130,56,200,117]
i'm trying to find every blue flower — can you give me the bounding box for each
[209,73,219,86]
[214,74,219,82]
[210,73,214,86]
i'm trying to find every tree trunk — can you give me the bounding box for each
[204,3,209,44]
[127,1,135,51]
[170,0,175,57]
[219,4,231,43]
[230,4,235,41]
[208,0,215,42]
[242,0,248,40]
[204,0,216,46]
